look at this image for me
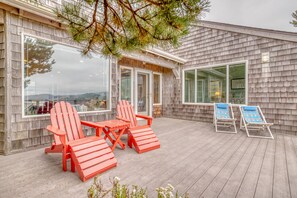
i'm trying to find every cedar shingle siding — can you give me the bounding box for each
[0,16,4,154]
[167,25,297,135]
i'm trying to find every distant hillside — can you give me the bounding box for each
[26,92,107,101]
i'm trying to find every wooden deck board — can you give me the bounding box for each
[254,138,275,198]
[218,138,261,198]
[146,129,231,196]
[175,133,245,195]
[200,137,253,198]
[284,135,297,197]
[273,134,291,198]
[236,139,268,198]
[0,118,297,198]
[186,133,248,196]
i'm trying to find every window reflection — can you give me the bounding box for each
[24,35,110,116]
[184,70,195,103]
[197,66,227,103]
[120,68,132,103]
[229,64,245,104]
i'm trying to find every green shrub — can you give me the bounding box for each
[87,177,190,198]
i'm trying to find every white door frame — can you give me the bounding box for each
[135,69,153,116]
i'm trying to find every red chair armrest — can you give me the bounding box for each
[81,121,104,136]
[135,114,153,120]
[135,114,153,126]
[46,125,66,136]
[46,125,67,145]
[81,120,104,128]
[116,116,131,123]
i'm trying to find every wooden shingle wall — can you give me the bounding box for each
[0,10,4,154]
[167,25,297,135]
[3,12,117,154]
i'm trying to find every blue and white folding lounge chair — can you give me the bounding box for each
[239,106,274,139]
[213,103,237,133]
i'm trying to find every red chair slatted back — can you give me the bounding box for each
[117,100,138,128]
[50,101,85,143]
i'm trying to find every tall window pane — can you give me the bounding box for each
[120,68,132,103]
[197,66,227,103]
[153,74,161,104]
[184,70,195,103]
[229,64,246,104]
[23,35,110,116]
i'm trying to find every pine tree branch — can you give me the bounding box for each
[56,0,210,56]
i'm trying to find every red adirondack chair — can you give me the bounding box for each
[45,101,117,181]
[116,100,160,154]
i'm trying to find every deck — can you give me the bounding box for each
[0,118,297,198]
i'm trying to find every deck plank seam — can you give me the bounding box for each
[200,136,254,198]
[252,139,269,198]
[284,135,293,198]
[233,138,261,198]
[145,130,235,191]
[183,132,246,195]
[117,123,216,184]
[129,126,228,186]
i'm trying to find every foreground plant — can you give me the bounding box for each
[88,177,190,198]
[156,184,189,198]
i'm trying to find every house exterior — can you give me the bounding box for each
[0,0,297,155]
[168,21,297,135]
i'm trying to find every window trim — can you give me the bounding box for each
[182,60,248,105]
[21,33,112,118]
[153,72,162,105]
[119,65,134,106]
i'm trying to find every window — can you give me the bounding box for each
[229,64,246,104]
[23,35,111,116]
[153,73,162,104]
[184,70,195,103]
[120,67,133,103]
[183,63,246,104]
[197,66,227,103]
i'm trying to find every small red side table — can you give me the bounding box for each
[96,120,129,151]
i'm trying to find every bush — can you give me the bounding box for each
[88,177,190,198]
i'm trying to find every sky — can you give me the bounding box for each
[203,0,297,32]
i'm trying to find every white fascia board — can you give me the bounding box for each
[122,51,179,69]
[3,0,57,20]
[145,47,187,64]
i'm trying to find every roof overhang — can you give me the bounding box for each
[122,49,184,79]
[1,0,56,20]
[145,48,187,64]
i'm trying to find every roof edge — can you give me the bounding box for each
[196,20,297,43]
[144,48,187,64]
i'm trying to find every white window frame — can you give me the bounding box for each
[182,60,248,106]
[119,66,134,105]
[153,72,162,105]
[21,33,112,118]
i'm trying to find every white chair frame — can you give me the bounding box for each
[213,103,237,134]
[239,105,274,139]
